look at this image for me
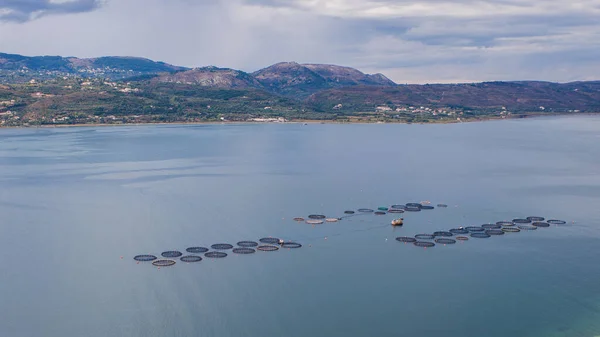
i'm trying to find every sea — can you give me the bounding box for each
[1,116,599,337]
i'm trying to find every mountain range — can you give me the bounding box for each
[1,52,600,124]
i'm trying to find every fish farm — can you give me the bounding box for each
[133,201,568,267]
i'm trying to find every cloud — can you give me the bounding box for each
[0,0,599,83]
[0,0,103,22]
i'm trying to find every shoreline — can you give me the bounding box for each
[0,112,597,129]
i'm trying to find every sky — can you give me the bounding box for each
[1,0,600,83]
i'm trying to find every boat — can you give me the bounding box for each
[391,218,404,226]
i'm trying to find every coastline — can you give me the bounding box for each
[0,112,597,129]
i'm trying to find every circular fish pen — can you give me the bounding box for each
[205,252,228,258]
[232,248,256,254]
[211,243,234,250]
[161,251,183,258]
[482,224,502,229]
[433,231,453,237]
[180,255,203,263]
[502,227,521,233]
[306,219,324,225]
[308,214,326,220]
[532,222,550,228]
[259,237,281,244]
[437,204,448,208]
[406,203,422,208]
[471,232,491,238]
[527,216,545,222]
[496,221,514,227]
[465,226,485,232]
[152,259,176,267]
[455,236,469,241]
[344,210,355,214]
[435,238,456,244]
[449,228,469,234]
[390,205,406,210]
[374,211,386,215]
[518,225,537,231]
[388,209,404,214]
[186,247,209,254]
[358,208,374,213]
[281,242,302,249]
[513,219,532,224]
[395,237,417,243]
[548,219,566,225]
[485,229,505,236]
[134,255,157,262]
[420,205,435,210]
[404,206,421,212]
[325,218,339,222]
[414,241,435,248]
[378,207,389,211]
[237,241,258,247]
[415,234,435,240]
[293,217,305,222]
[257,245,279,252]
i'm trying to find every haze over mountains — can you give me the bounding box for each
[1,52,600,117]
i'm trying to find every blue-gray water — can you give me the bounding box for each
[1,117,599,337]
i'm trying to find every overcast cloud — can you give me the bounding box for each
[1,0,599,83]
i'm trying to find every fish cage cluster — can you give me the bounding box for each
[133,237,302,267]
[395,216,567,248]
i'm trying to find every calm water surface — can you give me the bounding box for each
[1,117,599,337]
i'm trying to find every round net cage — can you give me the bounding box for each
[388,209,405,214]
[502,227,521,233]
[374,211,386,215]
[437,204,448,208]
[420,205,435,210]
[449,228,469,234]
[496,221,515,227]
[204,251,228,258]
[325,218,339,222]
[237,241,258,247]
[161,251,183,258]
[405,206,421,212]
[259,237,281,244]
[433,231,453,237]
[471,232,491,238]
[257,245,279,252]
[232,248,256,254]
[465,226,485,232]
[455,236,469,241]
[414,241,435,248]
[532,222,550,228]
[518,225,537,231]
[308,214,326,220]
[306,219,324,225]
[415,234,435,240]
[186,247,209,254]
[527,216,545,222]
[281,242,302,249]
[180,255,203,263]
[482,224,502,229]
[513,218,532,224]
[358,208,374,213]
[391,205,406,210]
[547,219,567,225]
[435,238,456,244]
[485,229,505,236]
[134,255,157,262]
[293,217,305,222]
[152,259,176,267]
[344,210,355,214]
[378,207,389,211]
[406,203,422,208]
[211,243,234,250]
[396,236,417,243]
